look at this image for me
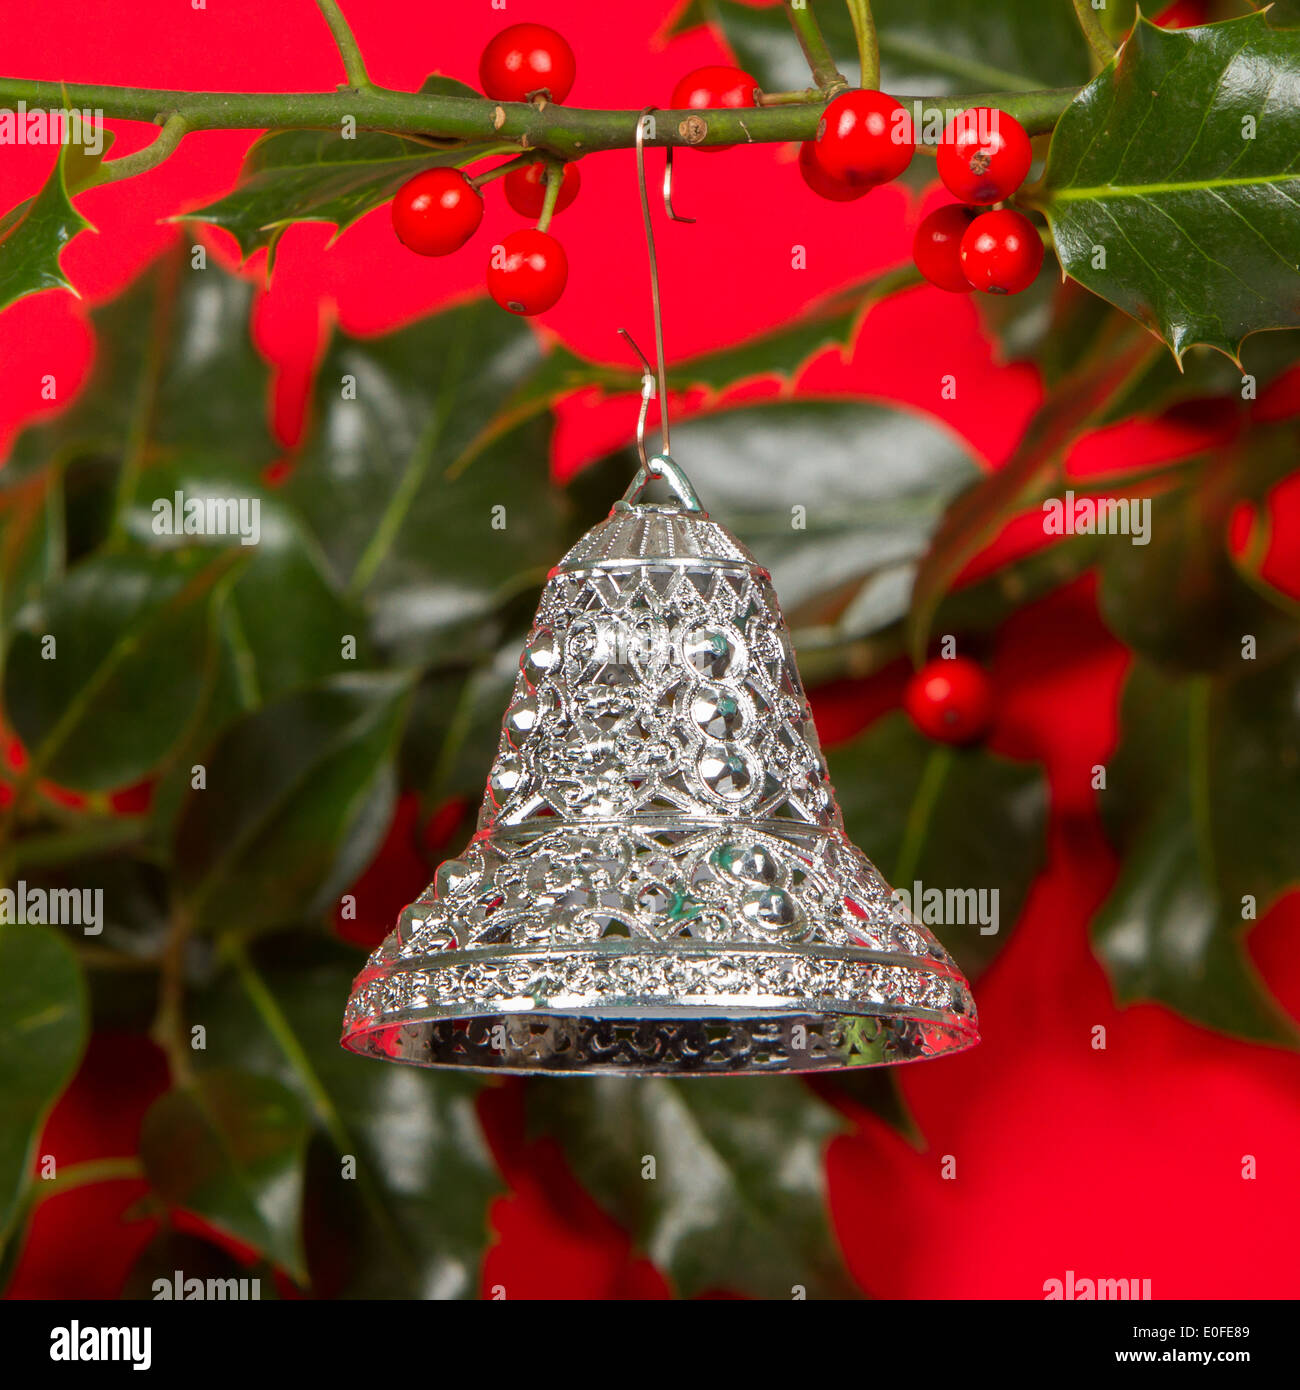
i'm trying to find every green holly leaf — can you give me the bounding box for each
[832,712,1048,981]
[1040,13,1300,362]
[582,399,978,633]
[0,146,92,313]
[174,673,413,933]
[3,549,240,791]
[0,924,88,1249]
[286,300,563,665]
[192,130,511,268]
[140,1069,311,1281]
[529,1076,854,1299]
[191,937,503,1299]
[1094,658,1299,1043]
[670,0,1091,94]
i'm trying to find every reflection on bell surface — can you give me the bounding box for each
[341,458,979,1075]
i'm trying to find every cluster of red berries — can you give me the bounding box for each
[391,23,578,316]
[913,107,1042,295]
[390,35,1044,314]
[903,657,994,745]
[789,91,1041,296]
[672,77,1044,296]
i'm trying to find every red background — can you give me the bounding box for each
[3,0,1298,1300]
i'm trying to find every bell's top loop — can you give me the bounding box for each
[618,453,705,514]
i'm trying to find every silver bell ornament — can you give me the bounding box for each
[341,451,979,1074]
[341,116,979,1076]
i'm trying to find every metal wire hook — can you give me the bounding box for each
[616,106,693,470]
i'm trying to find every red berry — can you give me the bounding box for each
[486,229,567,315]
[479,23,575,104]
[815,90,914,188]
[503,160,581,219]
[937,106,1032,204]
[959,209,1044,294]
[798,140,869,202]
[913,205,977,292]
[903,658,994,745]
[391,168,483,256]
[671,65,757,152]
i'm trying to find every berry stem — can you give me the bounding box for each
[755,86,826,106]
[782,0,849,93]
[535,160,563,233]
[845,0,880,91]
[0,76,1077,156]
[468,152,538,189]
[892,745,954,889]
[313,0,373,89]
[1071,0,1117,68]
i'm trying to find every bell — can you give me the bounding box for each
[341,455,979,1075]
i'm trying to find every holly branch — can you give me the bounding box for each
[0,76,1075,161]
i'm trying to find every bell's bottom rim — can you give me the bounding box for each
[341,942,979,1076]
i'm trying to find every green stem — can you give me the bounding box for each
[1187,675,1217,892]
[91,113,188,186]
[0,76,1076,155]
[1071,0,1117,67]
[535,160,563,233]
[313,0,372,89]
[892,745,954,889]
[756,86,824,107]
[845,0,880,90]
[783,1,849,92]
[224,937,352,1154]
[40,1156,144,1196]
[152,905,196,1086]
[468,152,536,189]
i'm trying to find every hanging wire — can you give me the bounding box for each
[618,107,692,470]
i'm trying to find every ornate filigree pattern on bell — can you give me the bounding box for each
[341,456,980,1075]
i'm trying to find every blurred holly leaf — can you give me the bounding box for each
[670,0,1091,93]
[906,329,1158,663]
[582,399,978,632]
[0,146,91,313]
[118,460,370,703]
[0,471,59,636]
[503,266,922,422]
[0,924,88,1250]
[1098,468,1296,675]
[530,1075,854,1299]
[3,548,239,791]
[140,1068,311,1281]
[287,300,563,666]
[832,712,1047,980]
[1094,658,1299,1043]
[174,673,413,934]
[191,936,502,1299]
[1041,14,1300,362]
[5,249,276,479]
